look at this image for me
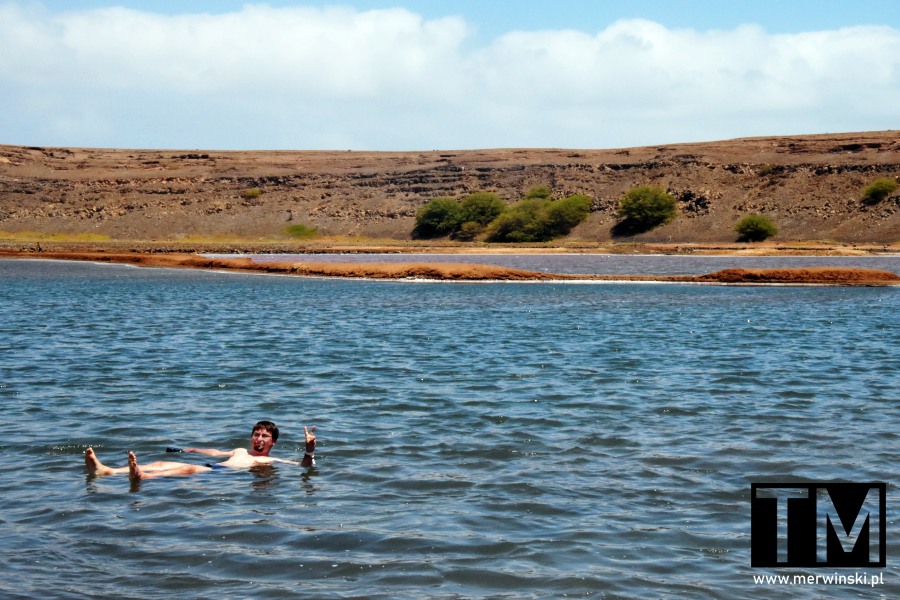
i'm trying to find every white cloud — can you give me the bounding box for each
[0,2,898,149]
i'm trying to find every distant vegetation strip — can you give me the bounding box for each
[413,180,835,243]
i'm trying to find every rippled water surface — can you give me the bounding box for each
[1,257,898,599]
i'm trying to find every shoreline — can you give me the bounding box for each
[0,239,898,257]
[2,248,898,286]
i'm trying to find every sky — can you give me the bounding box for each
[1,1,899,150]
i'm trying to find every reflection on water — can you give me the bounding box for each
[250,463,277,481]
[1,258,898,599]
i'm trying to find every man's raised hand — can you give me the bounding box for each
[304,425,316,455]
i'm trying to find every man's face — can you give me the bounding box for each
[250,428,276,455]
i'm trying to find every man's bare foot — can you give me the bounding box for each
[128,451,145,481]
[85,448,115,476]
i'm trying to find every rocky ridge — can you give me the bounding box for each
[1,131,898,243]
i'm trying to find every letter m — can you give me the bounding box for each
[816,485,885,566]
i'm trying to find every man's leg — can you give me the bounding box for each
[85,448,129,476]
[87,448,216,477]
[128,451,212,480]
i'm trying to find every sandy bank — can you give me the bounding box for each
[2,250,898,286]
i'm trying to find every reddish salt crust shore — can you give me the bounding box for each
[693,267,900,285]
[1,250,898,285]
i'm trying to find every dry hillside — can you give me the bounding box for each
[1,131,898,244]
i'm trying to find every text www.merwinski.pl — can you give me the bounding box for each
[753,572,884,587]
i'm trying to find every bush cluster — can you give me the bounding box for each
[613,184,780,242]
[484,194,591,242]
[861,178,898,205]
[735,214,778,242]
[524,185,552,200]
[413,187,591,243]
[410,184,798,244]
[285,224,318,239]
[240,188,263,200]
[756,164,776,177]
[412,192,506,239]
[616,186,677,232]
[412,197,462,238]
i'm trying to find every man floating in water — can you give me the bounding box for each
[85,420,316,480]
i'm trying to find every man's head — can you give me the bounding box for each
[250,420,279,456]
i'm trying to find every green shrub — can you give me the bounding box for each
[524,185,552,200]
[544,194,591,237]
[459,192,506,226]
[861,178,898,205]
[285,224,318,239]
[485,194,591,243]
[757,164,777,177]
[240,188,263,200]
[453,221,484,241]
[616,186,677,233]
[413,197,463,238]
[735,214,778,242]
[618,186,677,225]
[485,199,545,242]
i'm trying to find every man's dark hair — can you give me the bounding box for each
[253,420,279,443]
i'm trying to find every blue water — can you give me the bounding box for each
[1,257,898,599]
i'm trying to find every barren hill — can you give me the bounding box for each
[1,131,898,244]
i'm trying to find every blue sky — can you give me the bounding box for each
[35,1,900,35]
[3,1,899,150]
